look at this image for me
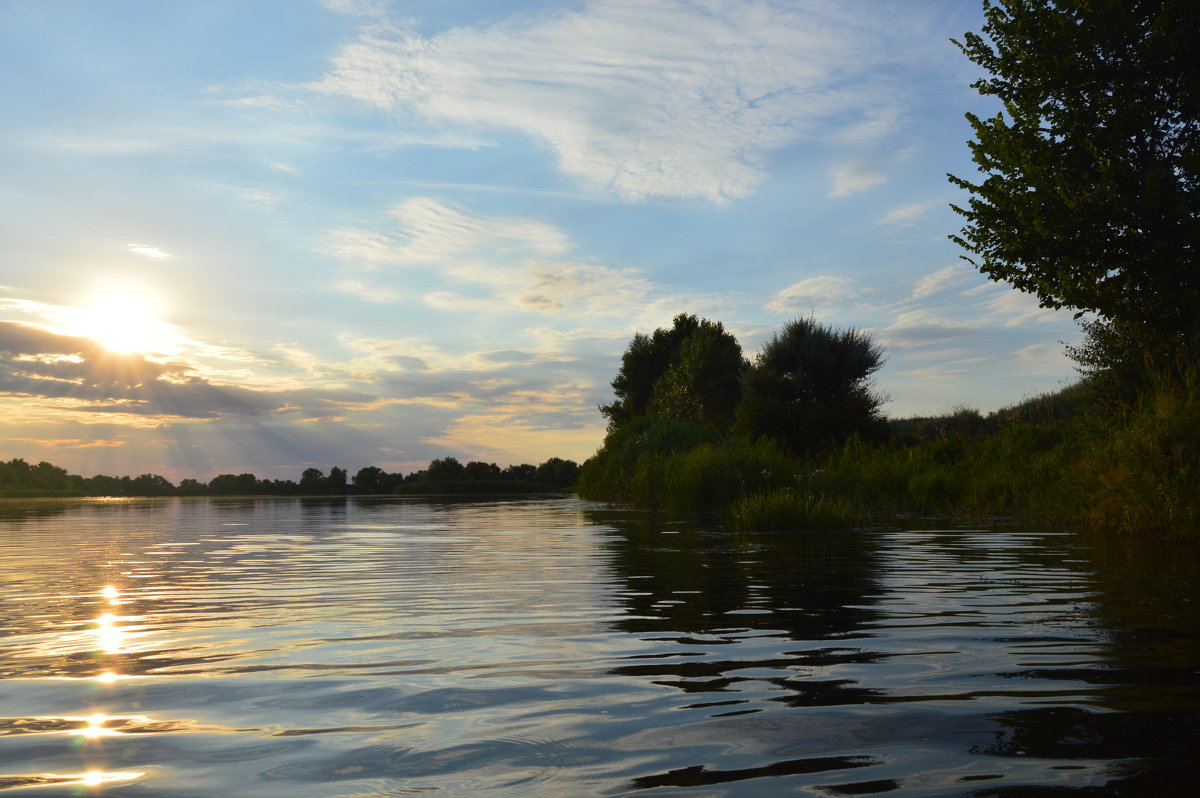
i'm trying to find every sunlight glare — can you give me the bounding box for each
[76,770,144,787]
[81,714,114,739]
[94,613,122,654]
[69,288,178,355]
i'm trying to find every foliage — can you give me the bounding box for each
[733,317,887,456]
[601,314,743,430]
[1,454,579,498]
[639,439,799,513]
[574,415,725,504]
[727,489,866,532]
[425,457,466,482]
[1076,360,1200,538]
[393,479,558,495]
[949,0,1200,371]
[646,321,745,429]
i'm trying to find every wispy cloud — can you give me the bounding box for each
[765,275,863,315]
[828,160,887,197]
[877,199,942,227]
[908,265,973,301]
[325,198,723,321]
[312,0,928,202]
[876,310,974,350]
[324,197,572,285]
[128,243,171,259]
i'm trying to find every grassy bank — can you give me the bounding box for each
[577,370,1199,539]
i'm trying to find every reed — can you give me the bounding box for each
[727,488,866,531]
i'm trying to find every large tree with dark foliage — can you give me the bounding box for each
[601,313,744,430]
[733,317,886,457]
[948,0,1199,374]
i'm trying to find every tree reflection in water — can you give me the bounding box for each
[590,505,889,710]
[588,505,1200,796]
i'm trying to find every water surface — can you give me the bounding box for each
[1,497,1196,796]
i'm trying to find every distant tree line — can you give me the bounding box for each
[0,456,579,498]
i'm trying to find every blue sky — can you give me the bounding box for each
[0,0,1083,481]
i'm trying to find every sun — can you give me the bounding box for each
[69,288,179,355]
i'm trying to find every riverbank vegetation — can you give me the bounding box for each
[575,314,1199,540]
[0,455,579,499]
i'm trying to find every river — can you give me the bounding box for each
[0,496,1196,796]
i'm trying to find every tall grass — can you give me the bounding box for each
[727,489,866,531]
[580,373,1198,540]
[1076,361,1200,539]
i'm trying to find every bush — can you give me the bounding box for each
[1078,363,1200,539]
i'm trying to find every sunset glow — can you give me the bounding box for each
[68,291,178,355]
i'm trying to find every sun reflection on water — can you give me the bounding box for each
[78,769,145,787]
[93,612,123,654]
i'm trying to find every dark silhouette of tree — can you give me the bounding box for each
[502,463,537,481]
[177,478,207,496]
[425,457,466,481]
[131,473,175,496]
[733,317,887,456]
[299,468,326,494]
[465,460,501,480]
[327,466,349,494]
[352,466,386,494]
[948,0,1200,376]
[208,473,260,495]
[602,314,744,430]
[535,457,580,487]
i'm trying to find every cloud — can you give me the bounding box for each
[128,243,171,259]
[967,283,1059,327]
[324,197,572,285]
[877,199,942,227]
[515,263,654,317]
[765,275,861,314]
[908,266,973,301]
[1012,341,1075,375]
[326,198,721,321]
[828,160,887,197]
[312,0,922,201]
[332,279,406,302]
[876,310,974,350]
[0,322,370,421]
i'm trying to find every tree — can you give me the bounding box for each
[177,478,207,496]
[209,472,260,495]
[534,457,580,487]
[425,457,466,482]
[602,314,743,430]
[647,321,745,428]
[352,466,386,494]
[327,466,349,494]
[502,463,537,482]
[948,0,1200,370]
[464,460,501,481]
[733,317,886,456]
[299,468,326,494]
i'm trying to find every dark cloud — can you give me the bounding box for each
[0,321,371,420]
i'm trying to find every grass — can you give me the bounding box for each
[578,367,1200,540]
[726,489,867,531]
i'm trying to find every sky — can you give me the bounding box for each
[0,0,1085,482]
